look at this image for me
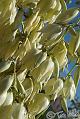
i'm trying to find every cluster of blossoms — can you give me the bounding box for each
[0,0,80,119]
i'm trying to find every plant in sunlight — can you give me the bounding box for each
[0,0,80,119]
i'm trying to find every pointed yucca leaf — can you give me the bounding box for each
[61,98,68,113]
[0,91,7,106]
[0,60,12,73]
[74,66,80,88]
[53,57,59,78]
[0,75,14,95]
[28,93,50,116]
[3,92,13,106]
[56,8,79,23]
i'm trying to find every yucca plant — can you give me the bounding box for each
[0,0,80,119]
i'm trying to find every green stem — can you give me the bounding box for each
[66,64,76,78]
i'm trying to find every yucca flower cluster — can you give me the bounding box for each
[0,0,80,119]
